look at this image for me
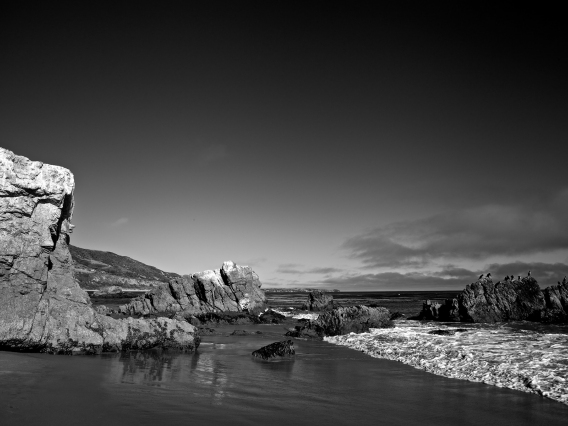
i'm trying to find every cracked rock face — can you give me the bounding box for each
[119,261,267,317]
[0,148,199,353]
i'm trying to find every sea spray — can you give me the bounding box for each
[324,320,568,405]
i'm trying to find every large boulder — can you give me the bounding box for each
[0,148,199,354]
[414,276,568,323]
[287,305,393,338]
[252,340,295,360]
[118,261,267,317]
[301,290,334,311]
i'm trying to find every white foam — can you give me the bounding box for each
[269,308,320,320]
[324,321,568,405]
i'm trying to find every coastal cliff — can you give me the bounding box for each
[0,148,199,353]
[118,261,267,316]
[416,276,568,323]
[70,244,180,290]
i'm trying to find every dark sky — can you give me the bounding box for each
[2,2,567,289]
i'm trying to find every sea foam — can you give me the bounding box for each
[324,321,568,405]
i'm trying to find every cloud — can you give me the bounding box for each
[315,261,568,290]
[110,217,129,227]
[276,264,343,275]
[197,144,228,164]
[343,189,568,268]
[306,267,343,274]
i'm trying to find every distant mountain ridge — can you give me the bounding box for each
[70,245,180,289]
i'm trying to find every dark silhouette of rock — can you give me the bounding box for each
[258,309,286,324]
[252,340,295,360]
[428,329,469,336]
[301,290,334,311]
[389,311,405,320]
[118,261,267,317]
[414,276,568,323]
[542,282,568,323]
[287,305,393,339]
[183,311,259,326]
[0,148,199,354]
[230,330,262,336]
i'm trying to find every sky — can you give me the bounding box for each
[1,2,567,290]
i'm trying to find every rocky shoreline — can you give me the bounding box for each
[414,276,568,324]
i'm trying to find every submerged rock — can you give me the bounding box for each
[301,290,334,311]
[230,330,262,336]
[0,148,199,354]
[252,340,295,360]
[118,261,267,317]
[287,305,393,339]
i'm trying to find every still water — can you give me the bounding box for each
[2,322,568,426]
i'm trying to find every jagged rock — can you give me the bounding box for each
[252,340,295,360]
[118,261,267,317]
[188,311,259,326]
[94,305,110,315]
[0,148,199,353]
[301,290,334,311]
[258,309,286,324]
[286,305,393,339]
[414,277,568,323]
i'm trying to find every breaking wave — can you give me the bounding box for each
[324,321,568,405]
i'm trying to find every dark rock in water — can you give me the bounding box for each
[252,340,295,360]
[258,309,286,324]
[189,311,259,326]
[414,277,568,324]
[389,312,405,320]
[428,329,469,336]
[0,148,199,354]
[285,327,322,339]
[197,327,217,336]
[118,261,267,317]
[301,290,334,311]
[287,305,393,339]
[230,330,262,336]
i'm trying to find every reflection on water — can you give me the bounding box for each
[2,325,568,426]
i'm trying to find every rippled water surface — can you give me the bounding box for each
[2,292,568,425]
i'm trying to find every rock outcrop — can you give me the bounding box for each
[252,340,295,360]
[414,276,568,323]
[118,261,267,317]
[0,148,199,353]
[286,305,393,339]
[301,290,334,311]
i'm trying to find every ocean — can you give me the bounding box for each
[1,291,567,425]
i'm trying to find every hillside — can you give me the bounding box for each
[69,245,180,289]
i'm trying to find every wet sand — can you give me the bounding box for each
[1,323,567,426]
